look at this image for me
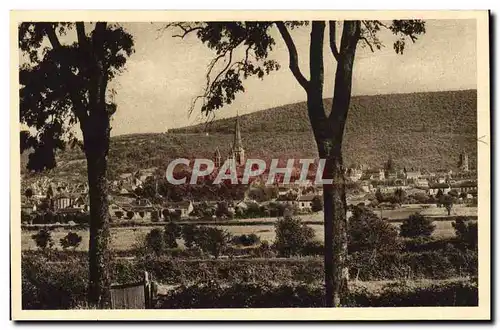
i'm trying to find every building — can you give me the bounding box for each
[405,170,422,180]
[428,183,451,196]
[227,115,245,166]
[297,194,316,210]
[53,193,76,210]
[166,201,194,218]
[451,181,477,194]
[214,147,222,168]
[458,151,470,172]
[275,195,298,207]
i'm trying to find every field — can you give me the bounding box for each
[21,204,477,251]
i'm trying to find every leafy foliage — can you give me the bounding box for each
[348,206,400,253]
[31,228,54,250]
[400,213,436,238]
[19,22,134,171]
[273,216,316,257]
[145,228,165,256]
[311,195,323,212]
[452,217,478,249]
[164,221,182,248]
[59,232,83,250]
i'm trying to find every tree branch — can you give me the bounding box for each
[163,23,203,38]
[76,22,88,48]
[275,21,309,90]
[329,21,340,61]
[44,23,61,49]
[360,36,375,52]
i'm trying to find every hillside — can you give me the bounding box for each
[22,89,477,182]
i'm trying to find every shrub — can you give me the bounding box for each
[31,228,54,250]
[145,228,165,256]
[22,254,87,309]
[151,211,160,222]
[452,217,478,249]
[164,221,181,248]
[400,213,436,238]
[273,216,315,257]
[196,227,232,258]
[311,196,323,212]
[440,195,454,215]
[348,206,400,253]
[156,279,478,309]
[231,233,261,246]
[59,232,83,250]
[181,224,199,249]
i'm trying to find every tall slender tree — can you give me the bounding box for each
[19,22,134,307]
[165,20,425,306]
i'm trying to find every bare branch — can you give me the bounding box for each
[328,21,340,61]
[360,36,375,52]
[163,22,203,38]
[275,21,309,90]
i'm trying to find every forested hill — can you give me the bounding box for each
[23,89,477,181]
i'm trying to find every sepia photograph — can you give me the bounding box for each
[10,10,490,321]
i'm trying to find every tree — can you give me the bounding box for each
[375,188,384,204]
[452,216,478,249]
[399,213,435,238]
[24,188,34,200]
[435,189,444,200]
[273,216,315,257]
[165,19,425,306]
[348,206,400,254]
[181,224,199,249]
[311,195,324,212]
[196,227,231,258]
[441,195,454,216]
[60,232,83,250]
[19,22,134,307]
[145,228,165,256]
[164,221,182,248]
[31,228,54,250]
[393,187,407,204]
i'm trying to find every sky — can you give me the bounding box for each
[27,20,479,136]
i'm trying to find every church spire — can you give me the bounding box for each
[232,114,245,166]
[234,114,243,150]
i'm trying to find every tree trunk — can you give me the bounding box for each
[84,41,112,306]
[320,142,348,307]
[84,110,111,308]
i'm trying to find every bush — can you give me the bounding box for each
[59,232,83,250]
[145,228,165,256]
[400,213,436,238]
[231,233,261,246]
[164,221,181,248]
[311,196,323,212]
[452,217,478,249]
[196,227,232,258]
[181,224,199,249]
[22,254,88,309]
[31,228,54,250]
[273,216,315,257]
[348,206,400,253]
[156,279,478,309]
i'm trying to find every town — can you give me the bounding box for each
[21,117,477,226]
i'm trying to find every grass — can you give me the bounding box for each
[22,219,464,252]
